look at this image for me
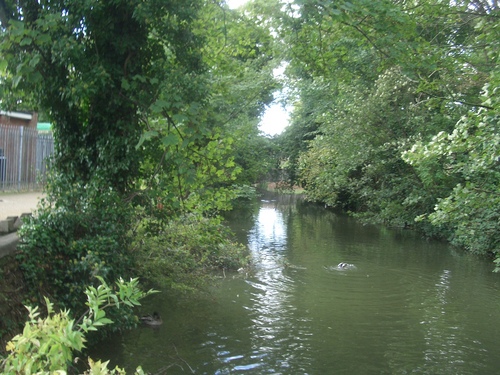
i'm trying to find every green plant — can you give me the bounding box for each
[1,277,157,375]
[17,178,135,317]
[134,214,249,292]
[404,81,500,265]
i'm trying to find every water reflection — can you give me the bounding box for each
[239,201,313,372]
[415,269,488,374]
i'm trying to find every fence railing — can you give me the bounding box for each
[0,124,55,191]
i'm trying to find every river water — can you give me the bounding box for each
[90,193,500,374]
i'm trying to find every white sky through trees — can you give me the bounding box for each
[226,0,290,136]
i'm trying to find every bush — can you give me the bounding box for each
[1,277,156,375]
[17,179,135,318]
[133,214,249,292]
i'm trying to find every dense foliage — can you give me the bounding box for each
[271,0,500,265]
[0,0,275,339]
[404,41,500,266]
[1,0,207,192]
[133,214,249,292]
[18,182,136,316]
[2,1,499,368]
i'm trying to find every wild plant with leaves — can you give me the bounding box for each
[1,277,157,374]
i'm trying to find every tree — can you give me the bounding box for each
[270,0,500,263]
[201,1,280,185]
[1,1,276,318]
[0,0,204,193]
[403,14,500,265]
[0,0,208,313]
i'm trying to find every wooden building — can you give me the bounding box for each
[0,111,38,128]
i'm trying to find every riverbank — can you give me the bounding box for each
[265,182,304,194]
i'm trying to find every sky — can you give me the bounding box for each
[226,0,250,9]
[260,103,290,136]
[226,0,291,136]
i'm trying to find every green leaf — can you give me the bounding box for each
[0,59,7,73]
[20,37,32,46]
[10,20,25,36]
[151,99,170,114]
[136,130,159,149]
[121,79,130,90]
[94,317,114,326]
[29,54,41,68]
[36,33,52,44]
[162,133,179,147]
[12,75,22,88]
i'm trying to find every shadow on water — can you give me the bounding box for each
[89,192,500,374]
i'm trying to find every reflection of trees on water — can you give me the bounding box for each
[244,202,313,372]
[89,194,500,374]
[384,268,488,374]
[417,269,486,374]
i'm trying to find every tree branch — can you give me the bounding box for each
[342,21,392,60]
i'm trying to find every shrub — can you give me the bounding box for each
[133,214,249,292]
[17,179,135,318]
[1,277,156,375]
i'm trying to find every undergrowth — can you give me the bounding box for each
[133,213,250,292]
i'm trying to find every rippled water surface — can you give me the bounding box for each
[90,193,500,374]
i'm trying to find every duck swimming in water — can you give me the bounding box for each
[337,262,356,270]
[140,312,163,326]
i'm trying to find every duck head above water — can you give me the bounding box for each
[140,312,163,326]
[337,262,356,270]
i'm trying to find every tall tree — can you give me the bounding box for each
[0,0,204,193]
[200,1,280,186]
[0,0,208,312]
[404,11,500,264]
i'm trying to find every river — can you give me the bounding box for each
[90,192,500,374]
